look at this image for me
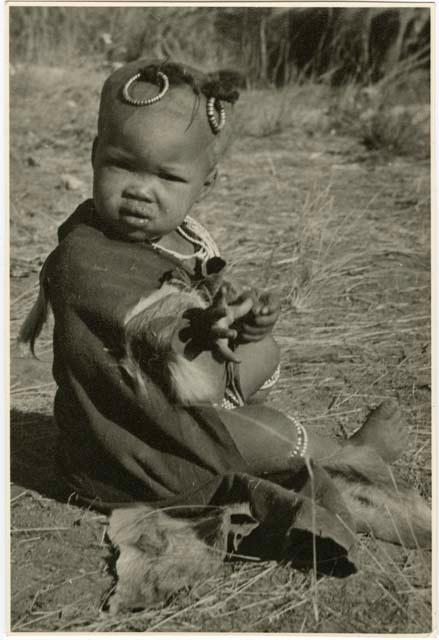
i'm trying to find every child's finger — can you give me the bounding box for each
[251,313,278,328]
[259,291,280,314]
[240,332,265,343]
[215,338,240,363]
[229,295,254,321]
[209,304,229,321]
[217,284,229,304]
[243,309,278,328]
[211,326,237,340]
[235,288,258,304]
[240,324,269,338]
[210,285,236,322]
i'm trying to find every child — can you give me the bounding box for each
[19,61,430,567]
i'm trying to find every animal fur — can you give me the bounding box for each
[122,282,222,406]
[106,503,258,614]
[17,261,50,356]
[323,444,431,549]
[104,442,431,613]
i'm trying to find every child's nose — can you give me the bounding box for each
[123,182,154,203]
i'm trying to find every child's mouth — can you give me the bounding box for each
[120,205,155,226]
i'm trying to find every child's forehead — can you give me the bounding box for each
[100,99,215,167]
[103,94,199,133]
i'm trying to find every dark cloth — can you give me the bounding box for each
[48,201,246,509]
[44,200,357,571]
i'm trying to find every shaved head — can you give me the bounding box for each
[97,60,237,169]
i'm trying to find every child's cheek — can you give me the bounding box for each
[102,171,122,205]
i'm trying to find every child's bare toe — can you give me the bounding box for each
[349,399,408,462]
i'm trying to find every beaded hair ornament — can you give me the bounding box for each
[121,63,239,135]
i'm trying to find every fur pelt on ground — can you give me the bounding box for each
[323,444,431,549]
[105,503,258,614]
[105,444,430,614]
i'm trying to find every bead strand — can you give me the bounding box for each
[206,97,226,134]
[179,216,220,258]
[287,415,309,459]
[259,363,281,390]
[150,216,220,263]
[122,71,170,107]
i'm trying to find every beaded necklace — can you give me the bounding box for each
[151,216,220,263]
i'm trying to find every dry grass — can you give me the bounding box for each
[236,83,333,138]
[327,64,430,158]
[9,63,431,632]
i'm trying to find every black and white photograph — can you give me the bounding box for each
[8,3,432,634]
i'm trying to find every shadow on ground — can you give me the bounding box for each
[10,408,70,502]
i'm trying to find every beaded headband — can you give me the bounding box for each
[122,70,226,135]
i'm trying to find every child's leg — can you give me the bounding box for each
[218,405,308,474]
[218,400,405,476]
[295,400,405,464]
[233,335,280,401]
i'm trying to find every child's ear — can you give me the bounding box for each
[198,168,218,201]
[91,137,98,166]
[205,168,218,188]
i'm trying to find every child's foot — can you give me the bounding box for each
[348,399,408,463]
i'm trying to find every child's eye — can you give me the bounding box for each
[114,160,133,171]
[103,156,132,171]
[158,171,188,184]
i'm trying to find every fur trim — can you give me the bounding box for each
[167,353,221,405]
[123,283,222,405]
[17,278,50,357]
[124,284,207,325]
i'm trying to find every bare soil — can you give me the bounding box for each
[9,65,431,633]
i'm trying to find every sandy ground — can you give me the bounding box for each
[9,65,431,632]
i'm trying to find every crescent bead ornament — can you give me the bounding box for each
[287,415,309,459]
[206,96,226,134]
[122,71,170,106]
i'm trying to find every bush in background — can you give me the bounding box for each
[10,6,430,87]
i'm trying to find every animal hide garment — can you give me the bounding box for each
[105,503,259,614]
[104,464,362,614]
[105,446,431,614]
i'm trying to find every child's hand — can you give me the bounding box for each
[207,286,254,362]
[238,290,280,343]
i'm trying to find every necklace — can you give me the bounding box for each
[151,216,220,262]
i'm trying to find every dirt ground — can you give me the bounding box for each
[9,64,431,632]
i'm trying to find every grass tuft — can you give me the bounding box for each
[327,67,429,158]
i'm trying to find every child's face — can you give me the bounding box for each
[92,106,214,242]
